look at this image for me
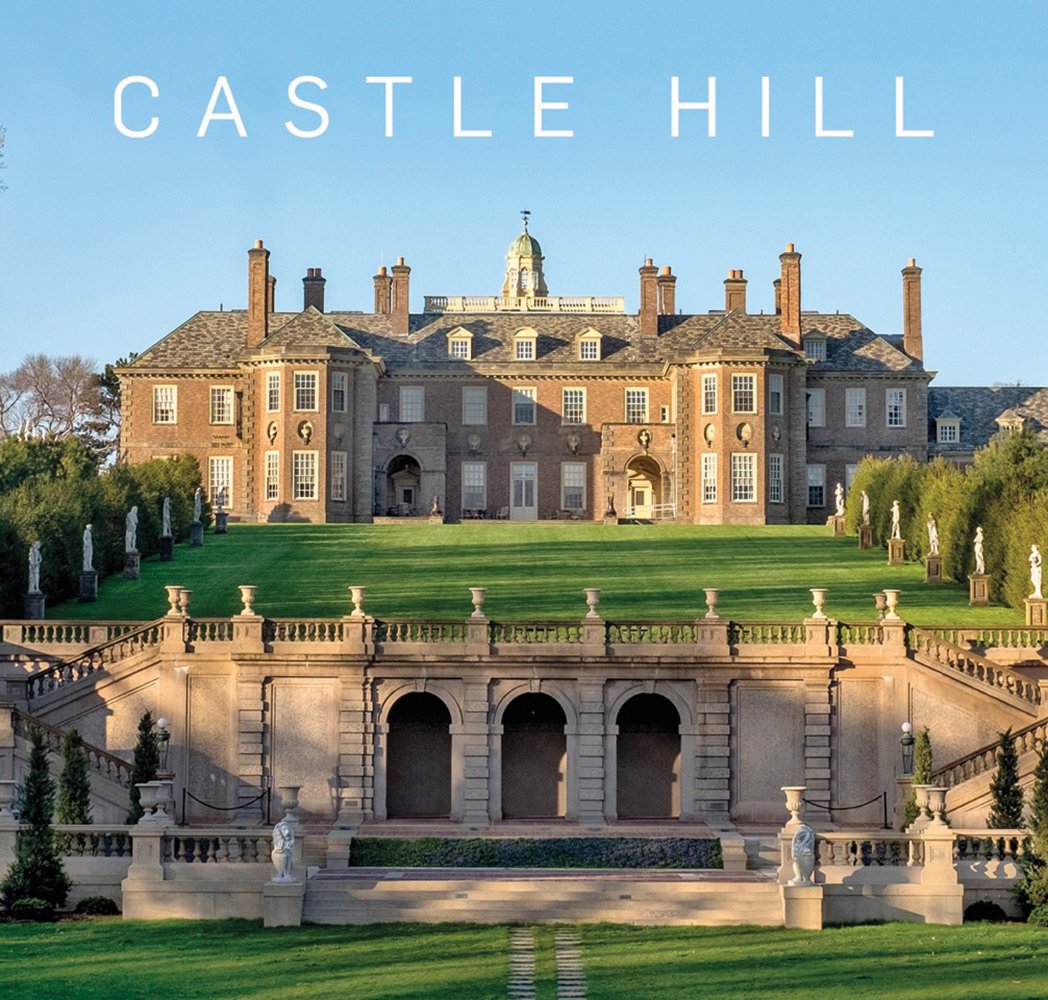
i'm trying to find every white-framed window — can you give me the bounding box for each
[807,388,826,428]
[937,419,960,443]
[625,388,649,423]
[331,372,347,413]
[579,337,600,361]
[208,456,233,505]
[562,388,585,424]
[514,334,536,361]
[701,453,717,503]
[561,462,586,510]
[330,450,347,501]
[660,405,671,422]
[399,386,424,423]
[209,386,233,425]
[264,451,280,502]
[292,451,318,501]
[448,329,473,360]
[845,464,860,491]
[732,374,756,413]
[294,371,318,411]
[845,387,866,428]
[462,462,486,510]
[152,385,177,424]
[731,452,756,503]
[886,388,907,427]
[804,336,827,362]
[512,387,536,425]
[769,453,784,504]
[807,464,826,508]
[462,386,487,425]
[702,373,717,415]
[768,373,783,416]
[266,371,281,412]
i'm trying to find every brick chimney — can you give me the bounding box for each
[303,267,326,312]
[267,274,277,314]
[656,266,676,316]
[724,269,747,313]
[773,278,782,315]
[373,265,392,315]
[639,258,659,337]
[779,244,802,347]
[391,257,410,336]
[247,239,270,348]
[902,257,923,362]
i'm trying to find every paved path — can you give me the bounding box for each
[506,926,589,1000]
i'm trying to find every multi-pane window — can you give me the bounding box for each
[462,386,487,425]
[449,336,471,360]
[804,338,827,362]
[462,462,486,510]
[292,451,318,501]
[768,374,783,416]
[731,453,756,502]
[264,451,280,501]
[399,386,424,422]
[807,388,826,427]
[266,372,281,412]
[845,387,866,427]
[732,374,756,413]
[561,463,585,510]
[579,338,600,361]
[769,453,784,504]
[886,388,907,427]
[208,456,233,505]
[331,372,347,413]
[701,453,717,503]
[702,373,717,414]
[660,405,671,422]
[330,450,347,501]
[938,420,959,443]
[562,388,585,424]
[807,465,826,508]
[294,372,318,411]
[515,336,536,361]
[210,386,233,425]
[152,386,177,424]
[625,388,649,424]
[513,388,536,425]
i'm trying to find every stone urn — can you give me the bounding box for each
[927,787,948,826]
[703,588,720,620]
[165,585,183,617]
[809,588,828,620]
[584,588,601,620]
[178,588,193,616]
[909,783,933,829]
[0,779,17,818]
[883,589,901,621]
[349,586,366,618]
[873,592,887,620]
[277,784,301,825]
[238,585,258,617]
[469,587,487,620]
[135,781,163,821]
[781,785,806,826]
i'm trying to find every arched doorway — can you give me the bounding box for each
[387,455,421,515]
[625,456,662,520]
[501,694,567,818]
[616,694,681,819]
[386,693,452,818]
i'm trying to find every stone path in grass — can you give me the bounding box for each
[507,927,588,1000]
[508,927,536,999]
[554,929,587,999]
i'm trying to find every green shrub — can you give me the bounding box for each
[963,899,1008,922]
[989,729,1025,829]
[8,897,56,922]
[57,728,93,826]
[74,895,120,916]
[903,727,934,829]
[126,711,160,824]
[1027,904,1048,927]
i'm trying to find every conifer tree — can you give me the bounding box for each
[0,728,70,910]
[1031,738,1048,831]
[126,711,160,824]
[903,727,934,828]
[988,728,1025,828]
[56,728,93,825]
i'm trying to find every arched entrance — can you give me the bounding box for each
[387,455,421,515]
[501,694,567,818]
[616,694,681,819]
[386,693,452,818]
[625,456,662,520]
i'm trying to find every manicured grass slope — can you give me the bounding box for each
[51,522,1021,624]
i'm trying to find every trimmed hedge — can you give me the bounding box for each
[74,895,120,916]
[349,836,723,869]
[7,897,55,922]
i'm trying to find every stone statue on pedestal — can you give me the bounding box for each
[834,483,845,518]
[82,524,94,572]
[862,491,870,527]
[271,818,295,882]
[789,824,816,886]
[974,526,985,575]
[193,488,203,524]
[162,497,172,537]
[891,500,901,540]
[431,495,442,516]
[27,541,42,594]
[926,514,939,556]
[125,506,139,553]
[1031,544,1043,599]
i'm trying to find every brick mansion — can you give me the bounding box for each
[117,224,1044,523]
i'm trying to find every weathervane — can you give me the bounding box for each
[521,209,530,232]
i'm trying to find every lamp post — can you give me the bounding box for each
[156,716,171,773]
[900,721,915,774]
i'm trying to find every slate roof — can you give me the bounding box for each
[928,386,1048,451]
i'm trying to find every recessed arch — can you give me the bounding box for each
[615,693,681,819]
[385,692,452,819]
[501,693,567,819]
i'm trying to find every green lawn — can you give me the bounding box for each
[0,920,1045,1000]
[49,522,1022,624]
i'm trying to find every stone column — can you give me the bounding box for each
[459,681,491,827]
[576,681,606,827]
[803,679,833,814]
[333,672,370,828]
[694,680,732,822]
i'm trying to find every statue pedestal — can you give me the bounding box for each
[214,511,228,534]
[924,554,942,583]
[1025,597,1047,627]
[24,593,44,620]
[159,535,174,562]
[603,514,619,526]
[969,573,989,606]
[782,884,823,930]
[190,523,204,547]
[827,515,846,537]
[857,525,873,550]
[887,538,905,565]
[428,514,445,525]
[123,551,141,581]
[79,570,97,603]
[263,880,305,927]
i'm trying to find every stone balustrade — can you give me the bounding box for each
[1,621,139,649]
[11,708,133,786]
[165,829,273,864]
[423,295,626,314]
[815,831,925,868]
[935,716,1048,789]
[53,825,134,858]
[918,626,1048,650]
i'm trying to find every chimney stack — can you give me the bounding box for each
[779,243,802,347]
[373,265,392,315]
[902,257,923,362]
[391,256,411,336]
[639,258,659,337]
[773,278,782,315]
[656,265,676,316]
[724,269,748,313]
[303,267,326,312]
[247,239,270,348]
[267,274,277,314]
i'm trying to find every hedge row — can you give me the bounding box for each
[348,836,723,869]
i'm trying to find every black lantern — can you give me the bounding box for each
[156,716,171,772]
[900,721,915,774]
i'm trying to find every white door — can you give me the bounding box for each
[510,463,538,521]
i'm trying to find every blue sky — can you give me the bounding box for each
[1,1,1045,384]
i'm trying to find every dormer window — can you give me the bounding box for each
[577,328,602,362]
[447,327,473,360]
[936,410,961,444]
[995,410,1026,436]
[803,333,827,362]
[514,329,538,361]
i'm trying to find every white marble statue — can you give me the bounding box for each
[926,514,939,557]
[27,542,42,594]
[271,818,295,882]
[215,488,225,514]
[789,824,816,886]
[974,526,985,575]
[82,524,94,573]
[861,491,870,527]
[1031,544,1043,599]
[834,483,845,518]
[193,487,203,524]
[891,500,901,540]
[125,506,139,553]
[162,497,172,537]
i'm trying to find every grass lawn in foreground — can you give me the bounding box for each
[0,920,1045,1000]
[50,522,1022,625]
